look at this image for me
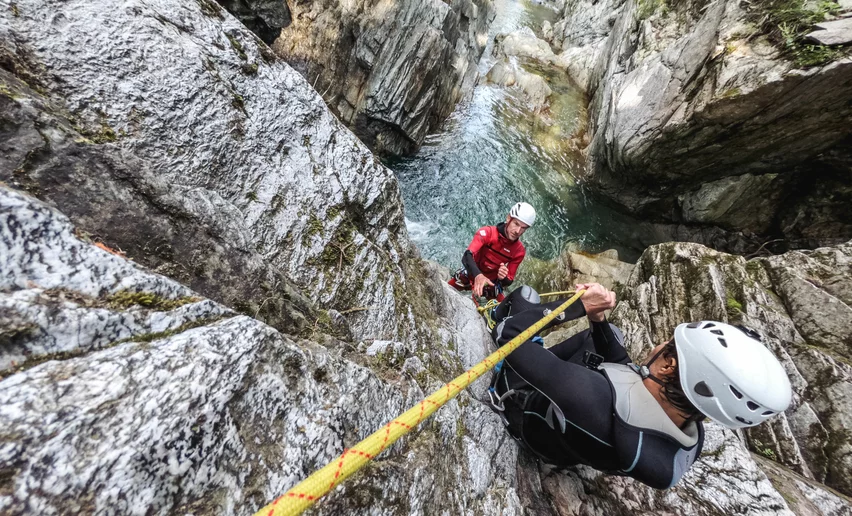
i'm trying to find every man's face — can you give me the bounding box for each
[505,216,530,241]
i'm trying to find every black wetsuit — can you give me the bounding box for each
[489,287,704,489]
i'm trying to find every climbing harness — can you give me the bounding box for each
[476,289,572,330]
[252,290,586,516]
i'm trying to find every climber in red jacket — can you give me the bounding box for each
[448,202,536,301]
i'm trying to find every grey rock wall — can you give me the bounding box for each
[0,185,522,515]
[272,0,495,155]
[610,241,852,502]
[550,0,852,250]
[0,0,413,341]
[216,0,291,44]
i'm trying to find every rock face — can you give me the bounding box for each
[486,27,559,110]
[271,0,495,155]
[0,0,414,342]
[5,180,852,514]
[549,0,852,250]
[610,240,852,502]
[216,0,292,44]
[3,0,852,512]
[0,186,522,515]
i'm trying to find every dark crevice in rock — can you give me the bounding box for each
[214,0,291,44]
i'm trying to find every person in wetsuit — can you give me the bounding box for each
[487,283,793,489]
[448,202,536,301]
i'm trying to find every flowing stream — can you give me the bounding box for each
[388,0,649,268]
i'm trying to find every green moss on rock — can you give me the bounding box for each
[107,290,200,311]
[226,33,248,61]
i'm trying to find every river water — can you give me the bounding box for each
[388,0,648,268]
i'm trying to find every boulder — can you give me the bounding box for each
[549,0,852,250]
[485,59,553,111]
[807,18,852,46]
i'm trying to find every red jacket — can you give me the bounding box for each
[465,223,526,283]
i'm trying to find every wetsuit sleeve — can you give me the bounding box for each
[462,251,481,278]
[462,227,490,277]
[589,319,630,364]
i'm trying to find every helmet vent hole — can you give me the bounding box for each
[703,323,716,329]
[762,410,774,416]
[746,401,760,411]
[694,381,714,397]
[735,416,753,425]
[687,321,702,328]
[711,329,723,336]
[718,338,728,348]
[730,385,743,399]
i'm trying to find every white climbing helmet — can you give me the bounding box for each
[674,321,792,429]
[509,202,536,227]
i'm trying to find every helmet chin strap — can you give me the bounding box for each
[632,346,668,386]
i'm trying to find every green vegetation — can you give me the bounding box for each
[637,0,667,20]
[726,295,744,319]
[118,317,220,344]
[241,62,258,75]
[226,33,247,61]
[231,93,245,113]
[245,191,258,202]
[749,0,844,67]
[720,87,742,99]
[9,2,19,16]
[107,290,200,311]
[305,213,324,238]
[196,0,223,18]
[74,121,118,144]
[758,447,778,460]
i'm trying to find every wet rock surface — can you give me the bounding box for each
[271,0,495,156]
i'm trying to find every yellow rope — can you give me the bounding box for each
[539,291,576,298]
[253,290,586,516]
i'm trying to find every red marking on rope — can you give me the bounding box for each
[444,384,451,401]
[425,399,440,407]
[484,358,492,367]
[381,422,392,448]
[328,449,348,489]
[392,420,412,430]
[350,449,374,459]
[449,381,462,392]
[418,400,425,423]
[285,492,316,501]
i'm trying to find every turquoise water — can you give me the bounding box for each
[389,0,647,268]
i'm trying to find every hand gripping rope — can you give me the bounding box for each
[253,290,586,516]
